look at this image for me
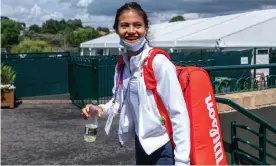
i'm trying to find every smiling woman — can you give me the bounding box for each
[113,2,149,56]
[81,2,191,165]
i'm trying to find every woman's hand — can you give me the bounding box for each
[81,104,103,120]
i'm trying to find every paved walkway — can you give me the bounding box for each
[1,103,275,165]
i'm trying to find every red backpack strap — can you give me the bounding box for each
[143,48,175,148]
[117,55,124,84]
[143,48,171,89]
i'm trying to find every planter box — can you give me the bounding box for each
[1,89,15,108]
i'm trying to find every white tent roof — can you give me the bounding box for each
[80,9,276,49]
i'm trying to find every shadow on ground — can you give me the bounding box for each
[1,103,276,165]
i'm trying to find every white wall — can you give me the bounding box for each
[81,48,123,56]
[251,49,270,77]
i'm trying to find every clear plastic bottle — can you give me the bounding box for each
[84,105,98,142]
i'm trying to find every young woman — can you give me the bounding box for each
[81,2,191,165]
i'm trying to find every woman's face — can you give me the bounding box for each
[117,9,147,44]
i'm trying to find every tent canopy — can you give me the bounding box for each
[80,9,276,49]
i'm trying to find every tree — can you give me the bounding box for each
[10,39,52,53]
[67,19,83,31]
[1,17,107,51]
[1,18,21,50]
[17,22,26,30]
[29,24,41,33]
[84,25,95,31]
[1,16,10,20]
[42,19,59,34]
[97,27,110,33]
[58,19,67,31]
[68,27,102,47]
[169,15,185,22]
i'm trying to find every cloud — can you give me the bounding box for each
[1,3,29,17]
[74,11,114,28]
[84,0,276,26]
[29,4,43,17]
[77,0,94,7]
[40,12,65,22]
[1,0,76,26]
[85,0,276,16]
[1,0,276,28]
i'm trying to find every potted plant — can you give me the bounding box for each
[1,63,16,108]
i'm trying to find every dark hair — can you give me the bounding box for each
[113,2,149,32]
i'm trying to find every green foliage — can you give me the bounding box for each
[1,64,16,86]
[1,18,21,49]
[29,24,41,33]
[10,39,52,53]
[67,19,83,31]
[1,16,109,51]
[1,16,10,20]
[29,33,65,47]
[96,27,110,33]
[68,27,102,47]
[41,18,83,34]
[58,19,67,31]
[42,19,60,34]
[17,22,26,30]
[169,15,185,22]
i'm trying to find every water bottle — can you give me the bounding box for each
[84,105,98,143]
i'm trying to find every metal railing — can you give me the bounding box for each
[204,64,276,94]
[216,97,276,165]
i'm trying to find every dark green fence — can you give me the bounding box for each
[68,56,99,107]
[270,50,276,85]
[68,58,276,108]
[172,49,253,79]
[206,64,276,94]
[216,97,276,165]
[1,52,69,98]
[68,55,218,107]
[1,49,270,104]
[68,53,275,108]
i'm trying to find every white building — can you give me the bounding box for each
[80,8,276,56]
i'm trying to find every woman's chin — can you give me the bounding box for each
[124,40,138,44]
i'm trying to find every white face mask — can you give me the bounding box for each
[120,36,146,52]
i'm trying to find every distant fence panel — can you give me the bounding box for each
[270,50,276,86]
[205,64,276,94]
[68,55,119,107]
[68,54,219,106]
[97,55,119,101]
[171,49,253,80]
[204,50,253,79]
[68,56,99,107]
[1,52,69,98]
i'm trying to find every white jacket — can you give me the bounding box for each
[99,44,191,165]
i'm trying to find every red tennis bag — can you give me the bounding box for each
[142,48,228,165]
[117,48,228,165]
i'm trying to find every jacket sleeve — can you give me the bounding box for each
[98,64,121,117]
[153,54,191,166]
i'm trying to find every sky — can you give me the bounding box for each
[1,0,276,29]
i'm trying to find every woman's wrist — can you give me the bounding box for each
[96,105,104,117]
